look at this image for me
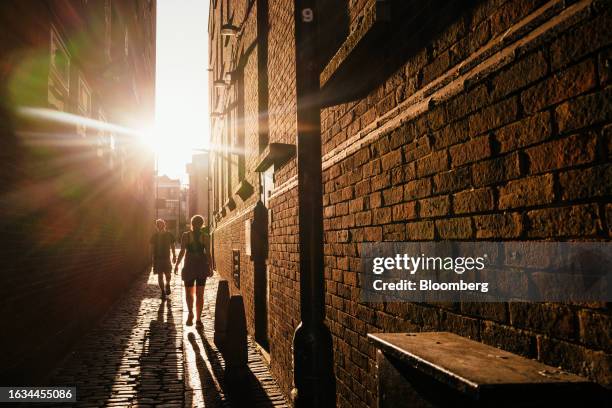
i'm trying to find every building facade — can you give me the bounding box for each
[186,152,211,224]
[0,0,156,383]
[156,175,188,238]
[208,0,611,406]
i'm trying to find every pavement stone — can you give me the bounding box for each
[50,263,289,408]
[52,269,184,407]
[183,274,289,408]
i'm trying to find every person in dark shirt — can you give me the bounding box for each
[150,219,176,299]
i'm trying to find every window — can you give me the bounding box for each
[76,75,91,137]
[124,28,129,57]
[228,104,242,195]
[224,122,231,203]
[78,76,91,114]
[218,156,223,210]
[97,110,110,160]
[49,26,70,88]
[48,26,70,111]
[235,69,245,182]
[211,154,218,213]
[261,166,274,207]
[104,0,112,61]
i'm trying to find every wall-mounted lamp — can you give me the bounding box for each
[221,24,240,37]
[224,71,236,84]
[214,79,228,89]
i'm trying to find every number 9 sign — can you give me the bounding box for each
[302,8,313,22]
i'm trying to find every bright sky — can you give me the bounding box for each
[154,0,209,182]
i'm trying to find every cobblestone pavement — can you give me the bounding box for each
[52,270,185,407]
[184,274,289,408]
[51,265,288,407]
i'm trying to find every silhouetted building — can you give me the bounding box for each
[156,175,186,238]
[186,152,210,224]
[208,0,612,406]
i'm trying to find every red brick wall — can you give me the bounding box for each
[0,142,154,384]
[0,0,156,384]
[321,1,612,406]
[210,0,612,406]
[265,1,300,396]
[209,0,259,332]
[210,0,301,398]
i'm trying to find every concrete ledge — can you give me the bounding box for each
[233,179,254,201]
[369,332,605,407]
[255,143,296,172]
[319,0,390,105]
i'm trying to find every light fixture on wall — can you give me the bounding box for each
[224,71,237,84]
[221,23,240,37]
[214,79,228,89]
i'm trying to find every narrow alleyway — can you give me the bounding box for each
[51,264,288,407]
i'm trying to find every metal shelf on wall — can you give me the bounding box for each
[233,179,254,201]
[255,143,296,172]
[319,0,391,107]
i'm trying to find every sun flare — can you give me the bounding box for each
[145,120,209,180]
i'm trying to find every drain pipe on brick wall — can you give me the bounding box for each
[291,1,337,407]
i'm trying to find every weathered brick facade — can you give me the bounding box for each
[209,0,611,406]
[0,0,156,384]
[209,0,302,397]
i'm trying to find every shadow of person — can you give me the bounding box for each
[53,272,175,406]
[136,298,183,405]
[186,332,224,406]
[195,325,276,407]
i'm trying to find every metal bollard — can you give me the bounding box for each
[224,294,248,384]
[213,279,230,351]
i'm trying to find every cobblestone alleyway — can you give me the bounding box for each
[52,266,288,407]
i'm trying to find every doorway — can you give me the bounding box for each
[253,200,269,350]
[253,166,273,350]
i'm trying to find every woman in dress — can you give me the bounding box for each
[175,215,211,326]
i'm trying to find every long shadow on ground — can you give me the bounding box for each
[186,331,225,407]
[194,325,277,408]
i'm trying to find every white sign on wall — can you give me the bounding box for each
[245,219,251,256]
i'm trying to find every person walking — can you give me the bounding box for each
[150,219,177,299]
[175,215,212,326]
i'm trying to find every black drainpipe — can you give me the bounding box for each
[291,1,336,407]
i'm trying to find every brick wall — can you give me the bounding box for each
[210,0,612,406]
[0,141,154,385]
[0,0,156,384]
[209,0,300,398]
[321,0,611,406]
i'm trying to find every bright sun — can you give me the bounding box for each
[143,121,208,181]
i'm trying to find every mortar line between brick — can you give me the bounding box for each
[213,202,257,233]
[263,1,592,201]
[320,0,593,172]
